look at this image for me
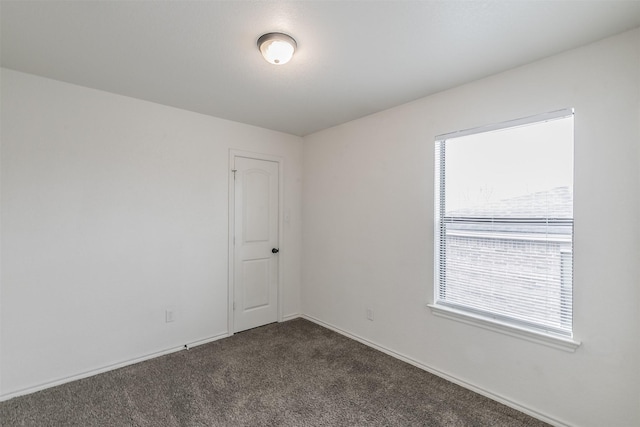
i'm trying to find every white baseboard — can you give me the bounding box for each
[0,332,228,402]
[1,318,309,402]
[0,315,571,427]
[301,314,571,427]
[184,332,229,350]
[281,313,301,322]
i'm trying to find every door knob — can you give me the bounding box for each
[272,248,279,254]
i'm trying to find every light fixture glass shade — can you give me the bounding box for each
[258,33,296,65]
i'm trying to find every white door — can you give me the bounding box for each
[232,156,279,333]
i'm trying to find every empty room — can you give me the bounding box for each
[1,1,639,426]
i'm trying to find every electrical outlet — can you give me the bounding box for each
[366,308,374,321]
[165,309,175,323]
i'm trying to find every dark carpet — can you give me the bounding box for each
[1,318,549,426]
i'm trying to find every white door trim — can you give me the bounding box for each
[228,149,284,335]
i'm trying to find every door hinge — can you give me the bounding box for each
[231,169,237,180]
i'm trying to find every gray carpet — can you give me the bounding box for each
[1,318,549,426]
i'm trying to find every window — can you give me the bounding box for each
[433,109,575,344]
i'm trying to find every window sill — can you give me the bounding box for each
[427,304,581,352]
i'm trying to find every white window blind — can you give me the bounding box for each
[434,109,574,337]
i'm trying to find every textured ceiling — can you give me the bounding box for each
[2,1,639,136]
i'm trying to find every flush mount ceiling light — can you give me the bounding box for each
[257,32,297,65]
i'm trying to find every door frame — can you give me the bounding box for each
[228,149,284,335]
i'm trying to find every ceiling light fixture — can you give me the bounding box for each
[257,32,297,65]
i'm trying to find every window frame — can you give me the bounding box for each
[429,109,581,352]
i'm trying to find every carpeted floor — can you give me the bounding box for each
[1,318,549,426]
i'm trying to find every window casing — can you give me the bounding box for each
[434,109,575,341]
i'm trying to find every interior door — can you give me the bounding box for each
[233,156,279,333]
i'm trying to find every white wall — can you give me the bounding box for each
[302,28,640,427]
[0,68,303,398]
[2,28,639,426]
